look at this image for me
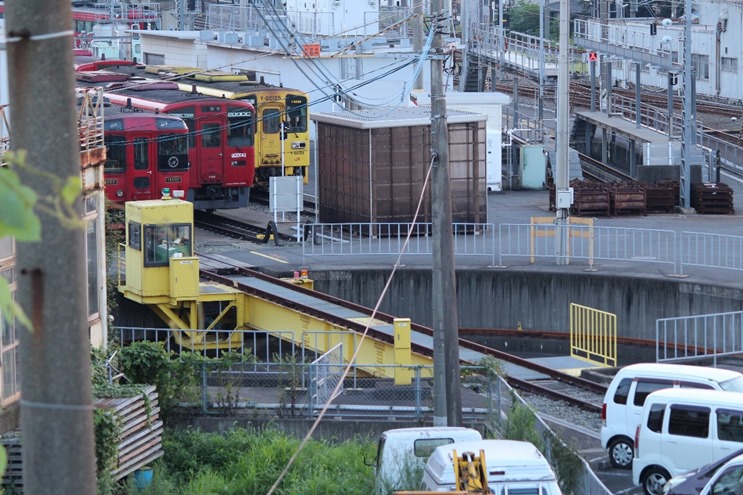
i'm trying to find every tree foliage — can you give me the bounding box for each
[506,0,560,39]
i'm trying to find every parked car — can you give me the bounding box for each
[632,388,743,495]
[663,447,743,494]
[601,363,743,469]
[697,452,743,494]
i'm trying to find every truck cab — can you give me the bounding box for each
[374,426,482,495]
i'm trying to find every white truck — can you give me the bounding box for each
[421,439,563,494]
[374,426,483,495]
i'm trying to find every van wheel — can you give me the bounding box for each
[608,437,634,469]
[641,467,671,495]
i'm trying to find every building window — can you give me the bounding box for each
[84,194,100,318]
[0,242,20,406]
[692,54,710,80]
[721,57,738,73]
[144,53,165,65]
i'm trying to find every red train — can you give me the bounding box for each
[76,67,257,211]
[101,105,190,204]
[77,87,190,205]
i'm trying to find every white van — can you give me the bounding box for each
[374,426,482,495]
[420,439,562,494]
[631,388,743,495]
[600,363,743,469]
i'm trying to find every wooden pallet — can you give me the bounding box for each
[0,386,163,492]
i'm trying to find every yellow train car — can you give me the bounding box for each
[151,66,311,188]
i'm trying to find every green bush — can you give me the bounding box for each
[125,427,376,495]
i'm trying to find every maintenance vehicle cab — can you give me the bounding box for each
[374,426,482,495]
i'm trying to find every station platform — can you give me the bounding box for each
[576,110,672,144]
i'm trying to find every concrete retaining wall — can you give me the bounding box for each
[167,416,486,443]
[312,268,743,339]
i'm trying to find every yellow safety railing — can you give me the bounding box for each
[530,216,594,266]
[570,303,617,367]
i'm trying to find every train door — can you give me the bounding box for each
[130,136,155,201]
[225,105,255,186]
[103,133,128,202]
[198,119,224,183]
[260,106,282,172]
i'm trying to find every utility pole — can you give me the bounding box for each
[538,0,545,121]
[554,0,570,263]
[431,0,462,427]
[413,0,424,90]
[6,1,97,494]
[680,0,694,208]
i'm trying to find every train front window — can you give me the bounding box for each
[202,123,221,148]
[227,106,254,147]
[171,106,196,148]
[134,137,149,170]
[104,135,126,172]
[157,135,188,171]
[264,108,280,134]
[286,96,308,132]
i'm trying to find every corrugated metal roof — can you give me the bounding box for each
[311,106,487,129]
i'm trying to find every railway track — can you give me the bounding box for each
[578,152,635,183]
[196,259,606,413]
[495,78,743,120]
[194,210,296,244]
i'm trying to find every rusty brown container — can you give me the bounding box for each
[312,107,488,224]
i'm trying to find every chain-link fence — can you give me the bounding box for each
[179,361,610,494]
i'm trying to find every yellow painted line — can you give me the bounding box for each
[248,251,289,264]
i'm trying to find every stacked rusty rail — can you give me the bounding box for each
[644,180,680,213]
[691,183,735,214]
[551,178,734,216]
[610,181,646,215]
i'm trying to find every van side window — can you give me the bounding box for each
[413,438,455,458]
[647,403,666,433]
[668,405,710,438]
[613,378,632,405]
[634,380,674,406]
[717,409,743,441]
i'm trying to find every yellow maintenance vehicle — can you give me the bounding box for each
[393,448,492,495]
[116,192,439,383]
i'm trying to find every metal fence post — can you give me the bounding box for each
[415,367,422,420]
[201,361,208,413]
[496,376,503,429]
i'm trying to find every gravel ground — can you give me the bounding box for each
[520,392,603,434]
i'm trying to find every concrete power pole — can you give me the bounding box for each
[680,0,695,208]
[431,0,462,426]
[5,1,97,494]
[554,0,570,263]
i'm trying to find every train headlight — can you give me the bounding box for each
[172,190,185,199]
[116,190,124,198]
